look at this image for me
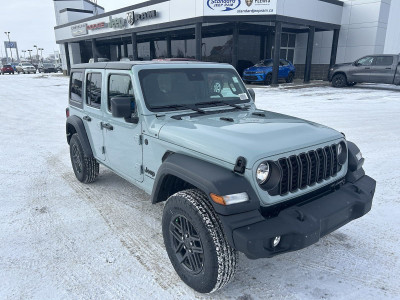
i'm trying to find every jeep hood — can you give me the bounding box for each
[158,111,343,167]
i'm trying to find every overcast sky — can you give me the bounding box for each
[0,0,140,59]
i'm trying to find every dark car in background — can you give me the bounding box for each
[1,64,15,75]
[329,54,400,87]
[38,63,57,73]
[243,59,296,85]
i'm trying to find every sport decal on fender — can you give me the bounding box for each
[207,0,241,12]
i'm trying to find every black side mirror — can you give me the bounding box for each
[111,96,138,124]
[247,88,255,102]
[354,62,360,67]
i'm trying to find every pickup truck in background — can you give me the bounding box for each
[329,54,400,87]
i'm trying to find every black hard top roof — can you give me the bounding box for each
[71,61,219,70]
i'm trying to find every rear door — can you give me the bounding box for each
[102,71,143,182]
[347,56,375,82]
[83,70,106,161]
[369,56,395,84]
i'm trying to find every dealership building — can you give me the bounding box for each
[53,0,400,82]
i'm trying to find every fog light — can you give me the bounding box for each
[272,236,281,247]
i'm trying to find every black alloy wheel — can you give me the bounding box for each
[332,73,347,87]
[169,215,204,274]
[264,73,272,85]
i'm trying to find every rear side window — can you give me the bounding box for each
[375,56,393,66]
[70,72,83,105]
[108,74,134,111]
[86,73,102,109]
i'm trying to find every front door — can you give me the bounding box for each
[369,56,396,84]
[347,56,375,83]
[102,71,143,182]
[83,70,105,161]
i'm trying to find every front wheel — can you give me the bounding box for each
[332,73,347,87]
[264,73,272,85]
[162,189,238,293]
[69,134,99,183]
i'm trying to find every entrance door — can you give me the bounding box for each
[83,70,105,161]
[103,71,143,182]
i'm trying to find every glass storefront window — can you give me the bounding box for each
[202,35,233,64]
[280,33,296,63]
[171,39,195,59]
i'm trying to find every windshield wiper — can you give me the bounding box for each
[195,100,249,110]
[152,104,206,114]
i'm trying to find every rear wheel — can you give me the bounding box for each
[332,73,347,87]
[286,72,294,83]
[264,73,272,85]
[69,134,99,183]
[162,189,238,293]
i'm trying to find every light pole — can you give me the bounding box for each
[27,49,33,63]
[4,32,12,63]
[39,48,44,61]
[33,45,38,62]
[22,50,26,59]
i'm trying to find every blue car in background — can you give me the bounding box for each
[242,59,296,85]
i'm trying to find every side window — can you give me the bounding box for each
[70,72,83,104]
[86,72,102,109]
[356,56,375,66]
[108,74,134,112]
[375,56,393,66]
[280,60,289,66]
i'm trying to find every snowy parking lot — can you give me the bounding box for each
[0,74,399,300]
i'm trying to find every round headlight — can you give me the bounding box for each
[338,141,347,165]
[256,163,270,185]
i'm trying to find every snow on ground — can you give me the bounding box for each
[0,74,399,300]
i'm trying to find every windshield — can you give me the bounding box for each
[43,63,54,67]
[139,68,250,112]
[22,63,32,66]
[254,59,273,67]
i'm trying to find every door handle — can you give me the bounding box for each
[385,67,392,69]
[83,115,91,122]
[364,67,371,69]
[101,122,113,131]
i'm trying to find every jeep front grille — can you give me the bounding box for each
[276,145,340,196]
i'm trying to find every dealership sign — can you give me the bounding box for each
[70,10,158,36]
[205,0,276,15]
[207,0,241,12]
[71,24,88,36]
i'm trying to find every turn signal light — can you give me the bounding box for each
[210,192,249,206]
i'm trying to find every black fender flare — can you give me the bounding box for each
[66,115,93,157]
[151,153,260,216]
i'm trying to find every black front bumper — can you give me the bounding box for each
[220,175,376,259]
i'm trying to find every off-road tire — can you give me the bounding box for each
[332,73,347,87]
[264,73,272,85]
[69,133,99,183]
[286,72,294,83]
[162,189,238,294]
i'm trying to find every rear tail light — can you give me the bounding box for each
[66,107,70,118]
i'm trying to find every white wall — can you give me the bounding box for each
[336,0,391,63]
[384,0,400,54]
[54,0,105,26]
